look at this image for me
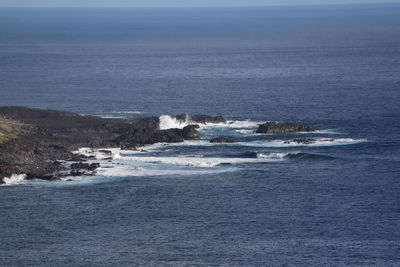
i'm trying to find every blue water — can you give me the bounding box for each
[1,5,400,266]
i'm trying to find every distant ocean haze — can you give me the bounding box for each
[0,5,399,121]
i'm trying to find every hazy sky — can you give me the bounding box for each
[0,0,398,7]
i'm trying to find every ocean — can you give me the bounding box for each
[1,4,400,266]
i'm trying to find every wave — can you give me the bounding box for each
[159,115,192,130]
[2,174,27,186]
[283,152,336,160]
[239,151,336,161]
[257,152,294,159]
[167,138,366,148]
[74,143,168,160]
[235,129,254,135]
[112,154,283,168]
[159,115,262,130]
[240,138,367,147]
[313,129,342,134]
[224,120,261,129]
[96,164,233,178]
[84,111,146,119]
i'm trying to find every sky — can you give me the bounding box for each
[0,0,398,7]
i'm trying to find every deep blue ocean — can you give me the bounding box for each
[1,4,400,266]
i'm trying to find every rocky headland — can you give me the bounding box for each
[0,107,222,184]
[0,107,316,184]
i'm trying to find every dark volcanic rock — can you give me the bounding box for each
[98,149,112,154]
[149,129,185,143]
[70,170,88,177]
[255,122,314,134]
[0,107,222,182]
[0,137,71,181]
[283,138,334,145]
[70,162,100,171]
[182,125,200,139]
[283,139,317,145]
[210,136,234,143]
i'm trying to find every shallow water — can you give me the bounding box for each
[1,5,400,266]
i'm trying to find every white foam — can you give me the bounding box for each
[241,138,366,148]
[96,164,232,177]
[159,115,193,130]
[257,152,297,159]
[160,140,214,147]
[74,144,168,160]
[165,138,366,148]
[112,154,282,168]
[235,129,253,134]
[224,120,261,129]
[159,115,262,130]
[74,147,121,159]
[2,174,27,185]
[314,129,342,134]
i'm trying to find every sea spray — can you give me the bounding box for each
[2,174,27,185]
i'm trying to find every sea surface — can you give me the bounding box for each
[1,4,400,266]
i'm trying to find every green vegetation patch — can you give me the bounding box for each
[0,117,32,143]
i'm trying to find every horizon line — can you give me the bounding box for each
[0,2,399,8]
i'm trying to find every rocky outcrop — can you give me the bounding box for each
[255,122,314,134]
[0,107,210,183]
[283,139,334,145]
[70,162,100,171]
[210,136,234,143]
[182,125,200,139]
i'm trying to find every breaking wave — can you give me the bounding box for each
[2,174,27,186]
[159,115,262,130]
[159,115,192,130]
[240,151,336,161]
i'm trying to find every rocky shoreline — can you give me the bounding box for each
[0,106,315,184]
[0,107,226,184]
